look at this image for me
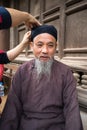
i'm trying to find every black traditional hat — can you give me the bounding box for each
[31,25,57,41]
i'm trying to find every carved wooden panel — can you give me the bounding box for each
[30,0,40,16]
[45,0,61,11]
[64,0,87,58]
[0,30,10,51]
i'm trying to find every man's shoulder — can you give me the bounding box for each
[53,59,72,74]
[54,59,70,69]
[19,59,35,69]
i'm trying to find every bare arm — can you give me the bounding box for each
[6,8,41,29]
[7,31,31,61]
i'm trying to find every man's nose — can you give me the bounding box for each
[42,46,48,53]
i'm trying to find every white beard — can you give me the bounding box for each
[35,58,53,81]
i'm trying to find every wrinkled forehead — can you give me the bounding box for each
[33,33,57,43]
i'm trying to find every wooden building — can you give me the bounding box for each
[0,0,87,129]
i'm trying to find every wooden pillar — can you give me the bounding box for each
[0,29,10,51]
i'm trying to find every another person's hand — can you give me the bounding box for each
[21,31,31,45]
[24,14,41,29]
[5,7,41,29]
[6,31,31,61]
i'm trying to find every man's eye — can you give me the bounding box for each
[48,44,54,47]
[37,44,42,47]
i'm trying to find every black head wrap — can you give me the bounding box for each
[31,25,57,41]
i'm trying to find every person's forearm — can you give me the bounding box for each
[7,31,30,61]
[5,7,41,28]
[7,42,27,61]
[6,8,29,27]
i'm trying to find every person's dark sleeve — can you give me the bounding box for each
[0,52,10,64]
[0,68,22,130]
[0,6,12,29]
[63,69,83,130]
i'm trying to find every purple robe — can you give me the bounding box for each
[0,59,83,130]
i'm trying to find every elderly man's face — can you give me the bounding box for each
[31,33,57,62]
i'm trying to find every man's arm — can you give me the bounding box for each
[63,69,83,130]
[0,31,31,64]
[0,68,22,130]
[7,31,31,61]
[0,6,41,29]
[6,7,41,29]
